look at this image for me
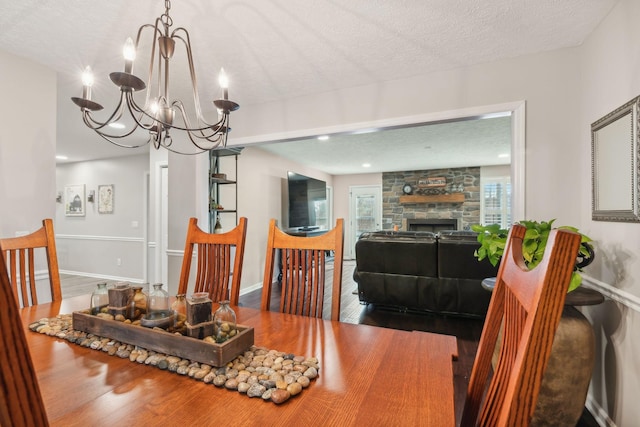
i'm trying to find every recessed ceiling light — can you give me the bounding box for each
[317,135,329,141]
[56,155,68,160]
[498,153,510,158]
[109,123,126,129]
[362,163,371,168]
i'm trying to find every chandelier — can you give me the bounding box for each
[71,0,239,154]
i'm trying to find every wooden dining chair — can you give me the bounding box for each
[261,218,344,321]
[460,224,582,427]
[0,244,50,426]
[0,218,62,307]
[178,217,247,305]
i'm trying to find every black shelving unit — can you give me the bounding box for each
[209,147,243,232]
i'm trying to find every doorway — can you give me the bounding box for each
[348,185,382,259]
[151,162,169,285]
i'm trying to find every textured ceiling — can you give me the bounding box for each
[0,0,617,172]
[257,115,513,175]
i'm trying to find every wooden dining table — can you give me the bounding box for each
[20,295,458,426]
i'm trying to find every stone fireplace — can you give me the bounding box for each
[382,167,481,231]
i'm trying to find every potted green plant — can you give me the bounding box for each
[471,219,594,292]
[472,220,598,425]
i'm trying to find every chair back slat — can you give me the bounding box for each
[178,217,247,305]
[262,219,344,321]
[461,224,581,427]
[0,243,50,425]
[0,219,61,307]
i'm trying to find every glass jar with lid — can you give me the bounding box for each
[213,300,237,343]
[171,293,187,331]
[90,282,109,315]
[148,283,170,317]
[129,285,147,320]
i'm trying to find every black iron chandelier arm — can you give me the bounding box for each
[81,93,132,132]
[83,114,141,141]
[124,93,163,133]
[169,100,228,135]
[182,123,228,152]
[170,29,209,123]
[95,131,150,149]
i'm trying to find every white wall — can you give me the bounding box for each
[578,0,640,425]
[233,146,332,289]
[230,50,583,227]
[0,50,56,237]
[55,154,148,282]
[0,50,56,295]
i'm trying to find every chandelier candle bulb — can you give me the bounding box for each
[123,37,136,74]
[219,68,229,100]
[81,66,93,100]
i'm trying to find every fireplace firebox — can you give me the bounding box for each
[406,219,458,233]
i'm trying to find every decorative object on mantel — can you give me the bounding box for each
[70,0,239,154]
[29,314,319,405]
[400,175,465,204]
[418,177,447,188]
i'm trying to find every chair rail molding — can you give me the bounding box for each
[56,234,144,243]
[582,274,640,313]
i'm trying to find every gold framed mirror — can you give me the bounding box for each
[591,96,640,222]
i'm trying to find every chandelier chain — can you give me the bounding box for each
[161,0,173,29]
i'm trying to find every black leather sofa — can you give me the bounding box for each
[353,230,498,318]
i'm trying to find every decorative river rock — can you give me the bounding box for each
[29,314,320,404]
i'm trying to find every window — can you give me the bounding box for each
[480,177,511,228]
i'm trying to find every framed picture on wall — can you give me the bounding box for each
[65,184,85,216]
[98,185,114,214]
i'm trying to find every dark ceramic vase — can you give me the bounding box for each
[492,305,595,426]
[531,306,595,426]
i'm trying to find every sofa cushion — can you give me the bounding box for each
[355,231,438,278]
[437,230,499,280]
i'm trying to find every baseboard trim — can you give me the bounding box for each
[56,234,144,243]
[239,282,263,296]
[59,270,144,284]
[585,395,616,427]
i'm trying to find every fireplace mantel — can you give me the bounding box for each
[399,193,465,204]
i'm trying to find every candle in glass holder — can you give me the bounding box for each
[186,292,212,325]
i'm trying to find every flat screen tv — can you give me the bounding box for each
[287,171,327,230]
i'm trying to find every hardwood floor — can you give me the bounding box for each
[60,260,597,427]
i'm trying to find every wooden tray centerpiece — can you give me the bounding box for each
[73,310,254,367]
